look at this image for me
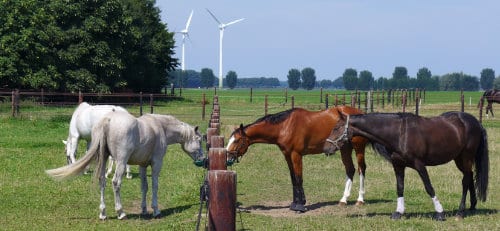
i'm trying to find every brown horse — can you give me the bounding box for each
[479,89,500,117]
[226,106,368,212]
[324,111,489,220]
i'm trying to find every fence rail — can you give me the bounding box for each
[1,88,487,123]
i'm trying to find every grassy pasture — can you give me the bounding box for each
[0,89,498,230]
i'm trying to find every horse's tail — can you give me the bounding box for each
[94,117,110,180]
[46,118,110,181]
[475,126,489,202]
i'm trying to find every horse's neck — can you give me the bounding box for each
[245,122,280,144]
[351,117,401,148]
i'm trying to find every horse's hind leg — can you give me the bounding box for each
[414,163,445,221]
[454,159,475,219]
[354,141,367,206]
[99,161,107,220]
[105,156,114,178]
[112,162,127,220]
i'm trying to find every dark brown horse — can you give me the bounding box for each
[324,112,489,220]
[479,89,500,117]
[226,106,368,212]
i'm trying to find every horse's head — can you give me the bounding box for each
[181,126,204,162]
[324,113,351,154]
[226,124,250,164]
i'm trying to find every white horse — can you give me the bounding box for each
[63,102,131,178]
[47,111,204,220]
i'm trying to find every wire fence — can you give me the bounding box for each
[0,88,488,123]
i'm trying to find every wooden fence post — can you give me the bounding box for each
[325,93,329,109]
[208,170,237,231]
[202,93,206,120]
[139,92,143,116]
[291,96,295,109]
[264,95,268,116]
[150,94,154,114]
[208,148,227,171]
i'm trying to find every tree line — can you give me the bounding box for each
[171,66,499,91]
[0,0,177,93]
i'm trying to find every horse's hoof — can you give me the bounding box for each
[117,213,127,220]
[126,174,132,179]
[433,212,445,221]
[99,215,107,220]
[290,203,307,213]
[337,201,347,207]
[355,201,365,206]
[391,212,403,220]
[153,212,162,219]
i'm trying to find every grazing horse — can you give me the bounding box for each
[226,106,368,212]
[479,89,500,117]
[63,102,131,178]
[324,112,489,220]
[47,111,204,219]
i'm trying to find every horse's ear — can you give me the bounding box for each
[238,124,247,136]
[62,140,67,145]
[194,126,199,132]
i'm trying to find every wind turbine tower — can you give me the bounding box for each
[206,9,244,89]
[180,10,193,71]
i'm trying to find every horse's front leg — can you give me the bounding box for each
[285,152,307,212]
[391,165,406,220]
[139,166,148,216]
[338,145,355,206]
[112,162,127,220]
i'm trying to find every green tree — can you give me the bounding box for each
[358,70,374,90]
[287,68,301,90]
[301,67,316,90]
[226,71,237,89]
[480,68,495,90]
[392,66,409,89]
[319,79,332,88]
[0,0,177,93]
[494,77,500,89]
[200,68,215,88]
[416,67,432,89]
[342,68,358,90]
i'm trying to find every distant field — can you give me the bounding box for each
[0,89,498,230]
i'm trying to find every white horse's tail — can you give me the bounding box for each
[46,118,110,181]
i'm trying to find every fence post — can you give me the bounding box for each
[139,92,143,115]
[479,97,484,123]
[208,170,237,231]
[325,94,329,109]
[264,95,268,116]
[202,93,206,121]
[320,87,323,103]
[78,91,83,104]
[460,89,465,112]
[11,90,20,117]
[250,88,253,103]
[149,94,154,114]
[291,96,295,109]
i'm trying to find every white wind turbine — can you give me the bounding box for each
[206,9,244,89]
[179,10,193,71]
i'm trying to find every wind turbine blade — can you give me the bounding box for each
[206,8,222,25]
[185,10,194,31]
[224,18,245,27]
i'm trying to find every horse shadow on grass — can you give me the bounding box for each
[126,203,196,220]
[350,208,498,220]
[238,199,393,213]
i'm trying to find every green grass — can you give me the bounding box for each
[0,89,498,230]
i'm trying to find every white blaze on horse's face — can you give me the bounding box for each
[226,136,235,151]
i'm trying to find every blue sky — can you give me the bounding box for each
[157,0,499,80]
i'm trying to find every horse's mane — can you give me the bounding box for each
[148,114,195,140]
[357,112,418,120]
[248,108,297,127]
